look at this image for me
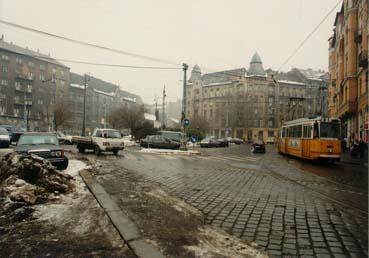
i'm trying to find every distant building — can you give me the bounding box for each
[67,72,143,134]
[186,53,328,141]
[328,0,368,141]
[0,37,70,131]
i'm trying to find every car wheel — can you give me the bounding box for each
[113,150,119,155]
[94,145,101,155]
[77,144,85,153]
[56,159,69,170]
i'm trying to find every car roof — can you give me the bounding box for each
[21,132,57,136]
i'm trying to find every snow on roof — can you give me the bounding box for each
[204,81,233,87]
[144,113,156,121]
[123,96,136,103]
[93,89,115,97]
[296,68,325,81]
[277,80,305,86]
[70,83,85,89]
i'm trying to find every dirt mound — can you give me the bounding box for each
[0,153,75,221]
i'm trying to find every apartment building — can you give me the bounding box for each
[186,53,329,142]
[328,0,368,141]
[0,37,70,131]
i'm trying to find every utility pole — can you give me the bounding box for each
[161,85,166,129]
[181,63,188,122]
[82,73,89,136]
[154,97,159,121]
[181,63,188,150]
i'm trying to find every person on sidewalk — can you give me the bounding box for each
[359,139,367,159]
[350,140,360,159]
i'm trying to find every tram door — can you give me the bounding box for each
[302,125,311,158]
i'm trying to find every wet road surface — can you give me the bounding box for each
[67,143,368,257]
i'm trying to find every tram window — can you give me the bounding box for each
[320,122,340,138]
[313,122,319,138]
[303,125,312,138]
[297,125,302,138]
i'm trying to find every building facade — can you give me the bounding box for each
[67,72,143,135]
[0,37,70,131]
[328,0,368,141]
[186,53,329,142]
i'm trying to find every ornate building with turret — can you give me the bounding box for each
[186,52,329,142]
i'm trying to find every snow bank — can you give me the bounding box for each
[140,148,201,155]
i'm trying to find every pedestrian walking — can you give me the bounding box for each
[350,140,359,159]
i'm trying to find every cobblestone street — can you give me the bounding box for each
[87,144,368,258]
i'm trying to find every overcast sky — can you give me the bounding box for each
[0,0,341,104]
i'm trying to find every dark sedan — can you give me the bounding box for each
[140,135,180,149]
[15,133,69,170]
[251,140,266,153]
[200,138,221,148]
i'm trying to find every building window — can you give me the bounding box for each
[38,99,43,105]
[254,109,258,114]
[14,108,20,117]
[28,61,34,68]
[268,120,273,127]
[27,84,32,92]
[39,74,45,81]
[0,79,8,85]
[61,80,65,87]
[40,64,46,70]
[2,66,8,72]
[61,70,65,78]
[27,72,34,79]
[16,58,22,64]
[52,68,56,75]
[1,54,9,61]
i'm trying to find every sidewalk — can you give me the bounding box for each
[339,150,368,167]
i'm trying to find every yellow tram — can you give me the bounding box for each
[278,117,341,161]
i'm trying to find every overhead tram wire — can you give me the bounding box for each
[29,55,182,70]
[0,19,181,67]
[277,0,342,72]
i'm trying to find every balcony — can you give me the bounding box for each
[14,99,32,106]
[337,99,357,117]
[359,50,368,68]
[15,73,34,81]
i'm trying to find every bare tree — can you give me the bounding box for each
[54,102,72,131]
[107,105,146,133]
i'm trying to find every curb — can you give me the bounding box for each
[79,170,165,258]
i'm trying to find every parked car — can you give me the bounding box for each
[230,138,243,145]
[72,128,124,155]
[251,140,266,153]
[0,127,10,148]
[217,138,229,147]
[158,130,185,143]
[200,138,221,148]
[140,135,180,149]
[15,132,69,170]
[0,125,26,143]
[266,137,275,144]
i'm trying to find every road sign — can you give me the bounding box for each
[183,118,190,127]
[190,135,198,143]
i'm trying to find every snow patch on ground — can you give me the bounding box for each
[186,227,268,258]
[33,160,91,226]
[140,148,201,155]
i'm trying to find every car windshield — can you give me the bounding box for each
[104,130,122,138]
[320,122,340,139]
[0,128,8,135]
[18,135,59,145]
